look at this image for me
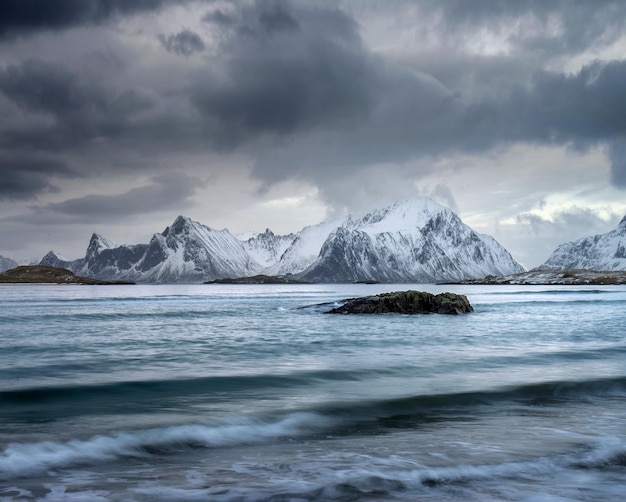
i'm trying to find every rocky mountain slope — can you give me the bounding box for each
[537,215,626,271]
[41,216,259,283]
[39,199,524,283]
[293,199,523,283]
[0,255,18,272]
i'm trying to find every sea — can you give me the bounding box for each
[1,282,625,501]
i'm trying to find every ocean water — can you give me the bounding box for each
[0,283,625,501]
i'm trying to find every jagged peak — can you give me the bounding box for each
[86,233,116,257]
[620,214,626,227]
[41,250,67,261]
[165,215,212,237]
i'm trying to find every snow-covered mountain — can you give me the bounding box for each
[40,216,261,283]
[38,199,524,283]
[265,218,342,277]
[240,229,296,268]
[537,215,626,271]
[0,255,18,272]
[293,199,524,282]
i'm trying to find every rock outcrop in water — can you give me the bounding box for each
[325,290,473,315]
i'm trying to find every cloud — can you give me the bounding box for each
[194,0,379,146]
[414,0,626,57]
[0,0,189,39]
[34,173,204,221]
[0,58,155,151]
[1,0,626,210]
[607,138,626,188]
[159,29,206,56]
[0,153,75,200]
[184,0,626,205]
[495,206,623,268]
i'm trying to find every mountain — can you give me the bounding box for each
[38,199,524,283]
[293,199,523,282]
[537,215,626,271]
[265,219,342,277]
[240,229,296,268]
[0,255,18,272]
[41,216,261,283]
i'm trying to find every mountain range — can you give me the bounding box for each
[37,198,524,283]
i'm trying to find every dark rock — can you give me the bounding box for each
[326,290,473,315]
[0,266,135,284]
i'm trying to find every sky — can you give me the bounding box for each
[1,0,626,269]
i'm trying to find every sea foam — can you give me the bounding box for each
[0,412,333,479]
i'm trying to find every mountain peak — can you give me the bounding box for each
[42,250,66,261]
[620,214,626,227]
[86,233,115,258]
[167,215,199,236]
[346,197,448,233]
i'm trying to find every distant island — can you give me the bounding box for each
[205,274,308,284]
[450,269,626,285]
[0,266,134,285]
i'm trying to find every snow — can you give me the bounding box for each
[538,215,626,271]
[274,198,523,282]
[42,198,525,283]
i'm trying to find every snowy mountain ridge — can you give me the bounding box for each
[39,198,525,283]
[295,200,524,283]
[537,215,626,271]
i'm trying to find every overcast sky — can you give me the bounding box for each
[1,0,625,269]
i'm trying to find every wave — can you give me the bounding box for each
[225,436,626,501]
[273,376,625,438]
[3,376,625,481]
[4,373,626,422]
[0,413,334,480]
[0,369,375,409]
[14,434,625,500]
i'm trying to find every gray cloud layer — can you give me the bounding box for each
[37,173,203,221]
[0,0,188,39]
[0,0,625,210]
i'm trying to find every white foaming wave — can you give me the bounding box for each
[168,437,626,501]
[0,412,333,480]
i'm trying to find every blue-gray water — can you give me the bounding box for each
[1,283,625,501]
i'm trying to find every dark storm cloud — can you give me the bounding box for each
[159,30,206,56]
[182,0,626,194]
[194,0,379,146]
[0,58,155,151]
[35,173,203,220]
[2,0,626,206]
[0,153,74,200]
[0,0,189,39]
